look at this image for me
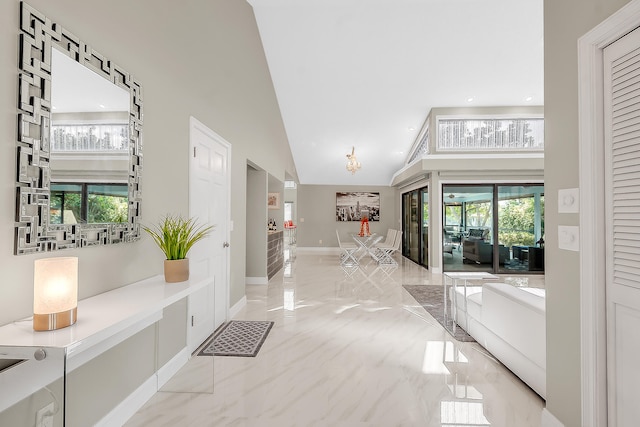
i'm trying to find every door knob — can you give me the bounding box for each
[223,242,230,248]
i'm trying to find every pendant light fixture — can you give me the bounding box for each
[346,146,361,174]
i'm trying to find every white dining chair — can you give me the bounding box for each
[378,228,395,247]
[336,230,359,266]
[375,230,402,265]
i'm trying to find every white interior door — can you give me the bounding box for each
[604,26,640,427]
[188,117,230,352]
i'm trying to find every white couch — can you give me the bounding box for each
[450,282,546,399]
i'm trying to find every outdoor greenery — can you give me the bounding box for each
[444,205,461,226]
[50,190,128,224]
[466,202,492,228]
[443,196,544,248]
[498,197,544,248]
[143,215,214,260]
[88,195,128,223]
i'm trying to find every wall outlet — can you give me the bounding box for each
[36,402,54,427]
[319,239,322,245]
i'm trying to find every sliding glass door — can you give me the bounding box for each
[402,187,428,267]
[421,188,429,266]
[497,185,545,273]
[443,185,494,273]
[442,184,544,274]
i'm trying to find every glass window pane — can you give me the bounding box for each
[498,185,545,273]
[284,202,293,222]
[443,185,494,273]
[50,183,82,224]
[421,188,429,266]
[87,184,128,223]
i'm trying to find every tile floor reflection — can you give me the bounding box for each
[126,254,545,427]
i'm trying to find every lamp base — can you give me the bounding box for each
[33,307,77,331]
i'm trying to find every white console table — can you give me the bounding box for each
[0,275,209,426]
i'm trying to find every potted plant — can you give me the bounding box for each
[143,215,214,283]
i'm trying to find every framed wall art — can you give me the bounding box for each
[336,192,380,221]
[268,192,280,209]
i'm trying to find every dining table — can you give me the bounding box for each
[351,233,384,265]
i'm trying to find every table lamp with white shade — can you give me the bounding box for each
[33,257,78,331]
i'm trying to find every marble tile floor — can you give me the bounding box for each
[126,254,545,427]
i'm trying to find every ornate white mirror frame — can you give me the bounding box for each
[15,2,143,255]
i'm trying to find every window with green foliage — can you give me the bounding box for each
[50,183,128,224]
[465,201,492,228]
[444,204,462,226]
[442,184,543,273]
[497,187,544,248]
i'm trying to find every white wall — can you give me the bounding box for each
[0,0,296,326]
[544,0,631,425]
[246,166,267,279]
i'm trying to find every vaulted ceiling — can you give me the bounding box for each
[248,0,544,186]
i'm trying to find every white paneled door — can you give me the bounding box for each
[604,26,640,427]
[188,117,231,353]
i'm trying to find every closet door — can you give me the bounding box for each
[604,26,640,427]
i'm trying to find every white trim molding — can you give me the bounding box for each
[296,247,341,255]
[245,276,269,285]
[229,295,247,319]
[157,347,191,389]
[578,2,640,426]
[95,375,156,427]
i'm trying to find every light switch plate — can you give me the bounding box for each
[558,188,579,213]
[558,225,580,251]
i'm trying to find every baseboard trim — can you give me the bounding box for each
[297,247,340,254]
[229,295,247,319]
[96,375,156,427]
[245,276,268,285]
[541,408,564,427]
[157,347,190,389]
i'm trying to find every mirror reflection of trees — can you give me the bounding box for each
[50,183,128,224]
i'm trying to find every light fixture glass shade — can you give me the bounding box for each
[33,257,78,331]
[346,146,361,174]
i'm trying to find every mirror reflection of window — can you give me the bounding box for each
[50,184,82,224]
[50,48,130,225]
[51,183,128,224]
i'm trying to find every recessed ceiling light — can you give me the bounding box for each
[99,104,106,109]
[525,96,533,102]
[466,97,474,103]
[408,127,415,131]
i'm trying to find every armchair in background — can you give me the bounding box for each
[443,229,456,255]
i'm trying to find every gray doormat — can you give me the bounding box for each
[403,285,475,342]
[198,320,274,357]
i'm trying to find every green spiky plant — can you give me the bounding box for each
[143,215,214,260]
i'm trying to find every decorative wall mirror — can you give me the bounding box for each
[15,2,143,255]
